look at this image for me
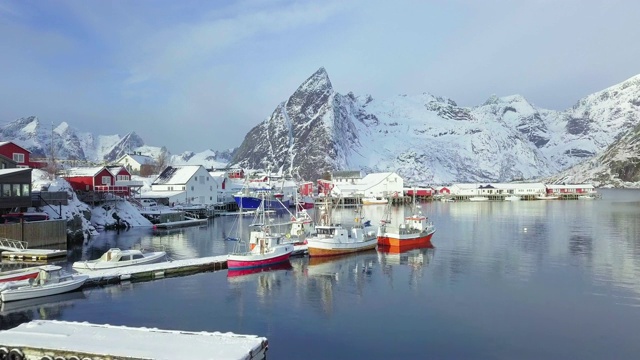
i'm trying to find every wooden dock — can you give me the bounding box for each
[152,217,208,230]
[0,320,268,360]
[81,255,228,286]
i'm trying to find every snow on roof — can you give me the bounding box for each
[1,320,268,360]
[63,166,106,177]
[123,153,155,165]
[546,183,594,189]
[0,168,31,176]
[106,165,126,176]
[361,172,398,185]
[154,165,202,185]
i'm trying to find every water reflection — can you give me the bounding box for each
[0,290,86,330]
[378,244,435,291]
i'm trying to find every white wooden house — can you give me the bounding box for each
[545,184,596,195]
[332,172,403,197]
[143,165,219,206]
[450,183,547,196]
[116,153,156,174]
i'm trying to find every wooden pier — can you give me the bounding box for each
[152,217,208,230]
[0,238,67,261]
[0,320,268,360]
[81,255,228,286]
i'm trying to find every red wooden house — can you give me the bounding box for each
[62,166,115,192]
[0,141,47,169]
[404,187,434,196]
[317,179,334,195]
[435,186,451,195]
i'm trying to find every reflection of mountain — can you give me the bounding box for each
[0,290,86,329]
[378,245,435,290]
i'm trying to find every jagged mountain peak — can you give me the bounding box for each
[292,67,333,98]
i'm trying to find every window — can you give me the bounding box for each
[11,184,20,196]
[102,176,111,185]
[12,153,24,163]
[21,184,30,197]
[117,175,130,181]
[191,186,194,191]
[1,184,10,197]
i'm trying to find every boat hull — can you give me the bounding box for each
[377,230,435,247]
[0,275,88,302]
[0,267,40,283]
[72,251,167,272]
[227,245,293,270]
[307,239,377,257]
[234,196,290,210]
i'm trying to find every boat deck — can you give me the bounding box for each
[152,218,208,229]
[0,320,268,360]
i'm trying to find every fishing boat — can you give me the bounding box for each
[504,195,521,201]
[306,198,378,257]
[578,195,595,200]
[377,193,436,248]
[0,266,40,283]
[72,248,167,272]
[0,265,88,302]
[227,198,293,270]
[469,196,489,202]
[536,194,559,200]
[362,197,388,205]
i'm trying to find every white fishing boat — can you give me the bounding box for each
[469,196,489,202]
[578,195,595,200]
[504,195,521,201]
[536,194,559,200]
[306,198,378,257]
[72,248,167,272]
[0,265,88,302]
[362,197,388,205]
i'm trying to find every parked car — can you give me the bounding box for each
[140,199,158,207]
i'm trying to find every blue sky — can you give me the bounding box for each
[1,0,639,154]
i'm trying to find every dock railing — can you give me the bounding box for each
[0,237,28,251]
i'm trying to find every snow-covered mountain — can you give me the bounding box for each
[231,68,640,185]
[6,70,640,186]
[0,116,234,168]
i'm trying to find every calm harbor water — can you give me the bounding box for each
[3,188,640,359]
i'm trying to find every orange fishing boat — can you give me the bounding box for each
[377,195,436,248]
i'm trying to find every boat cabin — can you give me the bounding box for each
[101,248,145,262]
[31,265,68,286]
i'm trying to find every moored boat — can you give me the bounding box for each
[469,196,489,202]
[536,194,559,200]
[504,195,521,201]
[362,197,388,205]
[0,266,40,283]
[72,248,167,272]
[227,198,294,270]
[0,265,88,302]
[377,194,436,248]
[306,198,378,257]
[578,195,595,200]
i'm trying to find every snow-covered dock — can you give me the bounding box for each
[0,320,268,360]
[0,248,68,261]
[81,255,227,285]
[152,217,208,229]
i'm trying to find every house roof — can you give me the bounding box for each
[63,166,107,177]
[118,154,155,165]
[0,141,31,153]
[106,165,128,176]
[153,165,201,185]
[361,172,399,185]
[0,168,31,177]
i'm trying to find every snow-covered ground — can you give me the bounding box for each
[31,170,153,241]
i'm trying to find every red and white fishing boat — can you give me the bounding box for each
[227,233,294,270]
[0,267,40,283]
[377,195,436,248]
[227,198,293,270]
